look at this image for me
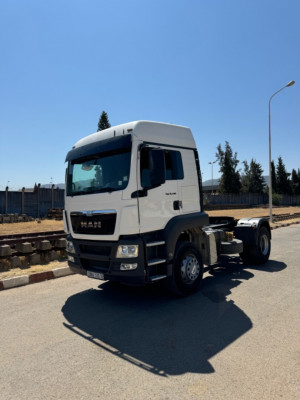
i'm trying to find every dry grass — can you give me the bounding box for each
[0,219,64,235]
[207,206,300,219]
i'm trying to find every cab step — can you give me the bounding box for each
[147,258,166,266]
[146,241,166,247]
[149,274,167,282]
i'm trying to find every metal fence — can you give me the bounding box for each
[205,193,300,207]
[0,186,64,218]
[1,187,299,218]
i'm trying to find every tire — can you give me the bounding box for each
[239,249,252,264]
[167,242,203,296]
[240,226,271,265]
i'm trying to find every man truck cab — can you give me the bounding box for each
[65,121,271,296]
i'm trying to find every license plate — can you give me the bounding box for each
[87,270,105,280]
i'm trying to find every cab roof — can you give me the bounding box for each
[71,121,196,150]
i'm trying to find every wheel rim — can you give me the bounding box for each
[180,254,200,284]
[260,234,270,256]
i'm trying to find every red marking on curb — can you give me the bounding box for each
[29,271,54,284]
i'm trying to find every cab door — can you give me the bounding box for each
[137,146,183,234]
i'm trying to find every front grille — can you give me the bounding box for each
[81,259,110,271]
[79,244,111,256]
[73,238,115,273]
[71,211,116,235]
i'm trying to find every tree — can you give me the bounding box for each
[276,156,291,194]
[97,111,111,131]
[241,161,251,193]
[291,168,300,195]
[271,160,277,193]
[249,159,265,193]
[241,159,265,193]
[216,141,241,193]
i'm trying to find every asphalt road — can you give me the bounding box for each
[0,226,299,400]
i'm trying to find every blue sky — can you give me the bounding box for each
[0,0,299,190]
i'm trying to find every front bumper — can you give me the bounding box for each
[67,235,147,285]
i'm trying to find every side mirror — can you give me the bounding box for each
[149,149,166,188]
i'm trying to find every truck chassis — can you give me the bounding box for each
[67,214,271,296]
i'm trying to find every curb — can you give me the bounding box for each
[271,221,300,230]
[0,266,74,291]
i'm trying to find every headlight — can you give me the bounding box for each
[66,240,75,253]
[116,244,139,258]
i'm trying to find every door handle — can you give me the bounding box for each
[173,200,182,210]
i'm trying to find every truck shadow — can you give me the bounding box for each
[61,259,286,376]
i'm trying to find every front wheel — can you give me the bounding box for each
[167,242,203,296]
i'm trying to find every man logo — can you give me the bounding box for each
[80,221,102,229]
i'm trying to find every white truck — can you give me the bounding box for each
[64,121,271,295]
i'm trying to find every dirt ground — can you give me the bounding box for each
[1,206,300,235]
[0,219,65,235]
[207,206,300,224]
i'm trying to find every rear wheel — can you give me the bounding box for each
[255,226,271,263]
[240,226,271,265]
[167,242,203,296]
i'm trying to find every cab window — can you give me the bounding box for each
[140,147,184,187]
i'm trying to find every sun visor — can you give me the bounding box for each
[65,134,132,162]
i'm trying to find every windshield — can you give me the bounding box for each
[67,149,131,196]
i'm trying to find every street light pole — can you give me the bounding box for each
[268,80,295,223]
[208,160,217,194]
